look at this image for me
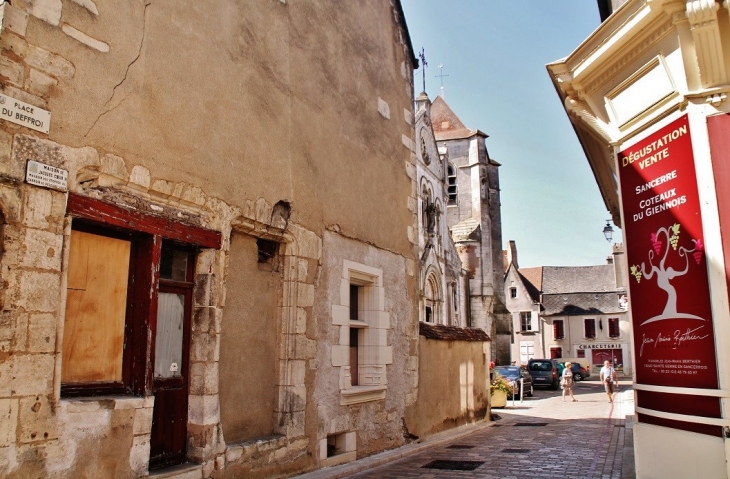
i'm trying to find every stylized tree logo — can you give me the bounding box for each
[629,223,705,325]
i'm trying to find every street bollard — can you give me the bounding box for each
[520,378,524,404]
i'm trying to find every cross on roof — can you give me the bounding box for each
[418,48,428,93]
[435,64,449,98]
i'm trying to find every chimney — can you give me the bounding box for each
[507,240,518,269]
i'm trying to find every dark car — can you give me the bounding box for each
[558,362,590,381]
[527,359,559,390]
[493,366,534,399]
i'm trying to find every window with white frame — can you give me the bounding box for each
[331,260,391,405]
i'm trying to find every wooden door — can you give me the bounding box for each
[149,285,191,468]
[149,245,194,469]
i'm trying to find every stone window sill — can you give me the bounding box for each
[340,385,386,406]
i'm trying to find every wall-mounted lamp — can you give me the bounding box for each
[603,220,614,243]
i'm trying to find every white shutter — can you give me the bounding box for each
[531,310,538,332]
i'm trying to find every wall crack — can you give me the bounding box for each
[85,1,151,137]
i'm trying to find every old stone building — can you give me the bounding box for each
[403,91,490,437]
[0,1,423,478]
[428,96,510,364]
[505,244,631,374]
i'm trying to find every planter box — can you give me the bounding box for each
[491,389,507,408]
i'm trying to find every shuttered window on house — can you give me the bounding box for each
[608,317,620,338]
[553,320,564,340]
[584,319,596,339]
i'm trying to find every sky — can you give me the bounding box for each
[401,0,623,268]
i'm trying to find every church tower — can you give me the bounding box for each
[429,96,511,364]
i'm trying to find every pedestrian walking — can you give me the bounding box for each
[600,360,618,402]
[561,361,577,402]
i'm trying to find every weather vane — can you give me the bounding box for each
[436,64,449,98]
[418,48,428,93]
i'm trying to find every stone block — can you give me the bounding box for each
[27,313,55,353]
[3,5,28,36]
[129,165,150,189]
[128,434,150,475]
[190,331,219,362]
[297,283,314,307]
[99,154,127,180]
[188,395,219,426]
[24,0,62,26]
[61,24,109,53]
[132,406,153,436]
[331,345,348,367]
[0,398,18,447]
[22,187,54,230]
[295,307,307,334]
[195,249,216,275]
[17,270,60,312]
[11,353,53,396]
[377,97,390,119]
[0,56,23,87]
[24,45,74,81]
[18,394,57,443]
[27,68,57,97]
[20,229,62,271]
[189,361,218,396]
[70,0,99,15]
[403,107,413,125]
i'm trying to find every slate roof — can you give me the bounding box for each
[541,265,616,294]
[514,265,622,315]
[419,322,491,342]
[542,292,623,316]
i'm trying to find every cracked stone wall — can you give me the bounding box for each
[0,1,417,478]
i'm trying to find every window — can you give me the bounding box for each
[510,287,517,299]
[332,260,390,405]
[550,347,562,359]
[608,317,620,338]
[584,319,596,339]
[447,164,458,205]
[520,312,532,332]
[553,320,564,340]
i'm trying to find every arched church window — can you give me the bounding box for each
[447,164,457,205]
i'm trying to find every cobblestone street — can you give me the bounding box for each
[299,380,635,479]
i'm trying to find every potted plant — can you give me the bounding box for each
[490,374,512,408]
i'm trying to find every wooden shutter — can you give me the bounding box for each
[553,320,564,340]
[608,317,620,338]
[584,319,596,338]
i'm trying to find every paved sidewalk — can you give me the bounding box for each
[296,381,635,478]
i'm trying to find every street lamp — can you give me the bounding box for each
[603,220,614,243]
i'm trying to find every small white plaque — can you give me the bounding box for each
[169,362,178,372]
[0,94,51,134]
[26,160,68,191]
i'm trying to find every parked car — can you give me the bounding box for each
[558,361,590,381]
[493,366,534,399]
[558,357,591,377]
[527,359,559,390]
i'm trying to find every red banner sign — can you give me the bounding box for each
[619,115,718,390]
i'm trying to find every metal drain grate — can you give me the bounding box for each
[614,424,625,428]
[422,460,485,471]
[514,422,548,427]
[502,448,531,453]
[446,444,475,449]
